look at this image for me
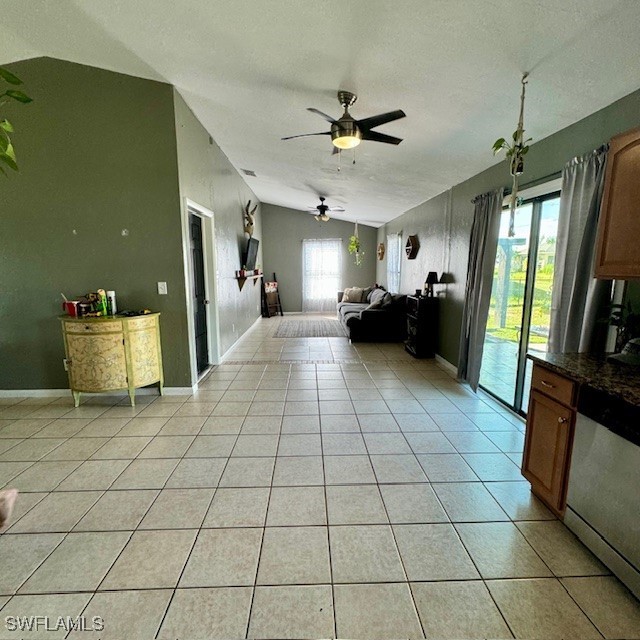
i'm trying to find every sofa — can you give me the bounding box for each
[337,286,407,342]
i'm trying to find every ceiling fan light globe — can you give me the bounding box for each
[332,135,361,150]
[331,120,361,149]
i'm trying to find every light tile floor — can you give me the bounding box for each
[1,315,639,639]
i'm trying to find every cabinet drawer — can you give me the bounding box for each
[64,320,122,334]
[125,315,157,331]
[531,364,576,407]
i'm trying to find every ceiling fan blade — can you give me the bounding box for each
[361,130,403,145]
[328,206,345,212]
[357,109,406,131]
[307,108,337,123]
[281,132,330,141]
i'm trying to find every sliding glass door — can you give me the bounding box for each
[479,192,561,414]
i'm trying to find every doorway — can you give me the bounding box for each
[479,190,561,414]
[189,213,209,374]
[182,199,220,385]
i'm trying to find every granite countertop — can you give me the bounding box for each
[528,352,640,408]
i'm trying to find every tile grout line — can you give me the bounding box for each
[151,366,249,639]
[243,366,287,640]
[359,403,428,638]
[319,396,338,640]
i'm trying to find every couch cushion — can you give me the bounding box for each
[337,302,367,321]
[342,287,366,303]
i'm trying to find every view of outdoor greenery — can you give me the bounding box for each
[486,235,557,345]
[480,196,561,410]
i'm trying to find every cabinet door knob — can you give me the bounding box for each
[558,417,567,424]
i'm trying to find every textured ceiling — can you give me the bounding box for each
[2,0,640,226]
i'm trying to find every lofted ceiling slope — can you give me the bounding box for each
[1,0,640,226]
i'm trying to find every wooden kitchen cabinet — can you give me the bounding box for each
[60,313,163,407]
[595,126,640,278]
[522,364,576,517]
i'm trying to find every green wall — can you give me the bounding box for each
[173,91,262,355]
[261,204,378,312]
[377,86,640,366]
[0,57,189,388]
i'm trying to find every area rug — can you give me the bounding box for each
[274,319,346,338]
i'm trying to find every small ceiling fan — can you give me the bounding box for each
[283,90,406,151]
[308,196,345,222]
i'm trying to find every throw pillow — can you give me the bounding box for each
[369,288,386,306]
[342,287,365,303]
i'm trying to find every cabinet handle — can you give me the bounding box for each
[558,417,567,424]
[541,380,556,389]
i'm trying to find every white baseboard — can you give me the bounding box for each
[0,389,70,397]
[435,354,457,376]
[0,387,195,398]
[220,315,263,362]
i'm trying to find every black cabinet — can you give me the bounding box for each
[405,296,438,358]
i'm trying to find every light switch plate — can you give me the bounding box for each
[157,281,168,295]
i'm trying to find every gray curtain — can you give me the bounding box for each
[458,188,504,390]
[549,145,611,353]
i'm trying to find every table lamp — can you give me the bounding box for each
[424,271,439,297]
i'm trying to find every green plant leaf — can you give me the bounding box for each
[0,151,18,171]
[521,146,530,155]
[512,130,519,141]
[0,68,22,85]
[5,89,32,103]
[0,119,14,132]
[3,141,16,162]
[0,135,8,152]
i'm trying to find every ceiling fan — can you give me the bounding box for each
[308,196,345,222]
[282,90,406,151]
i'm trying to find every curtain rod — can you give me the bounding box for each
[503,170,562,197]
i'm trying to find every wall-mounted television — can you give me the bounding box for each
[243,237,259,270]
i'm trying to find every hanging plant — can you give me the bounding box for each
[348,221,365,266]
[0,67,33,175]
[492,73,531,237]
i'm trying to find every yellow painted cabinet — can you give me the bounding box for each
[60,314,163,406]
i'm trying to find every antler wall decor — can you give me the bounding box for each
[244,200,258,237]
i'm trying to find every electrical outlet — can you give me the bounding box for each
[157,282,168,295]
